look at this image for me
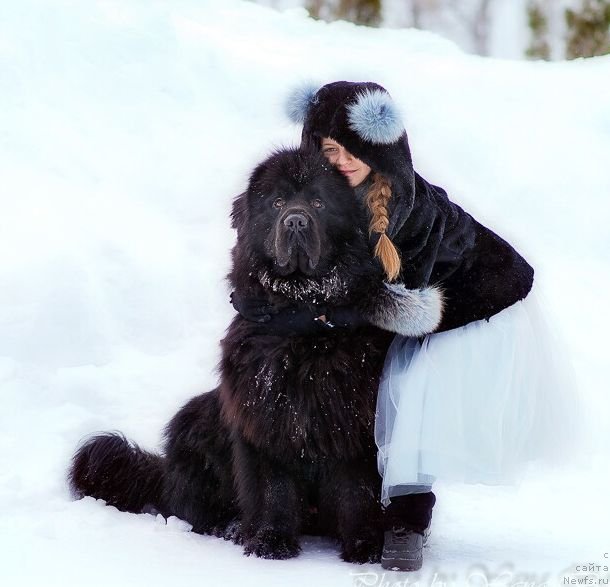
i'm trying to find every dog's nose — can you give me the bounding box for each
[283,213,308,232]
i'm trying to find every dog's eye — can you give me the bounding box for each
[273,198,285,209]
[311,199,324,209]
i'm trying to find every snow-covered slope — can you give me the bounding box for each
[1,1,609,586]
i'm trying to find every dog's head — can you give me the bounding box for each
[232,148,368,278]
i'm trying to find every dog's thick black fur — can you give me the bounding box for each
[69,148,396,563]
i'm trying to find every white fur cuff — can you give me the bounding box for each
[363,282,444,337]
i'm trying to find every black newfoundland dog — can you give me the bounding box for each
[69,148,440,564]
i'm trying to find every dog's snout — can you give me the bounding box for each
[283,213,308,232]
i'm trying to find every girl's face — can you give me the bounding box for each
[321,138,371,187]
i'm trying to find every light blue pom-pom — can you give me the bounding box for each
[285,83,319,124]
[347,89,404,144]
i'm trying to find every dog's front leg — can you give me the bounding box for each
[232,435,302,560]
[320,462,383,564]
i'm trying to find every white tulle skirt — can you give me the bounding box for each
[375,286,584,506]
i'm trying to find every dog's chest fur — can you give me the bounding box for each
[219,324,390,463]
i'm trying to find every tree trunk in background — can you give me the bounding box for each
[411,0,423,28]
[338,0,382,25]
[526,0,551,60]
[306,0,325,19]
[565,0,610,59]
[472,0,493,56]
[435,0,494,57]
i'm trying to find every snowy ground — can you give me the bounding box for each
[1,2,609,586]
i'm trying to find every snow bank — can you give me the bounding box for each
[1,1,609,585]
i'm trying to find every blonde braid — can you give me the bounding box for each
[365,173,401,282]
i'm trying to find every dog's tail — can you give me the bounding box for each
[68,432,165,515]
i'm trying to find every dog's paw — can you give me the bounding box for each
[219,519,245,544]
[243,527,301,560]
[340,535,382,564]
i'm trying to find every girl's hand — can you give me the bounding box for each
[230,290,278,323]
[230,291,330,335]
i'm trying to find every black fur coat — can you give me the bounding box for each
[383,173,534,333]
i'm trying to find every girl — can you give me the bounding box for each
[232,81,580,571]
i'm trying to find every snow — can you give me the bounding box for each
[1,1,609,586]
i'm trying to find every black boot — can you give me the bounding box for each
[381,491,436,571]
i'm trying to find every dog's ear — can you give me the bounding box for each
[298,144,320,165]
[235,157,274,230]
[231,191,248,231]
